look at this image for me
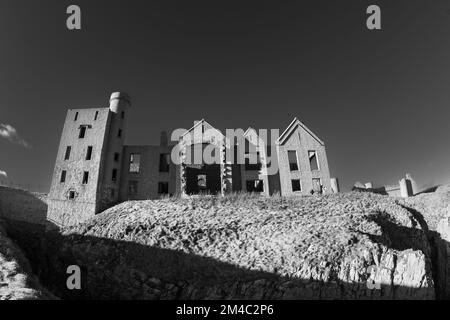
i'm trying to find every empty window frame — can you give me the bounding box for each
[82,171,89,184]
[69,191,76,200]
[128,180,138,197]
[309,151,319,171]
[64,146,71,160]
[129,154,141,173]
[85,146,93,160]
[74,112,78,121]
[60,170,67,183]
[121,111,125,119]
[288,150,298,171]
[246,179,264,192]
[114,152,120,162]
[159,153,170,172]
[79,126,87,139]
[118,129,122,138]
[94,111,99,121]
[291,179,302,192]
[158,182,169,194]
[112,168,118,182]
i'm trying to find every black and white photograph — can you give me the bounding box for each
[1,0,450,312]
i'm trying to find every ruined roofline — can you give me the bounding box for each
[182,118,205,137]
[243,127,257,137]
[180,119,232,146]
[181,119,224,137]
[276,117,325,146]
[67,106,109,111]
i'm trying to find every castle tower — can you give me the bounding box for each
[97,92,131,211]
[47,92,131,226]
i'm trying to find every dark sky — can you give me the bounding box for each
[1,0,450,192]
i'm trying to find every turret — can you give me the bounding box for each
[109,92,131,113]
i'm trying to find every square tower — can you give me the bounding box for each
[47,92,130,226]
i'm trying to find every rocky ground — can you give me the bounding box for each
[50,192,437,299]
[1,186,449,300]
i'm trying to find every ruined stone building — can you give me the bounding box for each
[47,93,334,226]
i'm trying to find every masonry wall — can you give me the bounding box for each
[267,170,281,195]
[239,143,270,196]
[179,122,228,195]
[47,108,111,226]
[97,107,129,211]
[119,145,177,200]
[385,185,401,197]
[47,103,334,227]
[277,126,332,196]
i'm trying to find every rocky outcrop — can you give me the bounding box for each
[6,192,434,300]
[403,184,450,299]
[0,223,56,300]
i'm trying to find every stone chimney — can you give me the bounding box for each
[405,173,418,195]
[399,177,413,198]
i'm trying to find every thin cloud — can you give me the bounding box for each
[0,123,31,148]
[0,170,7,178]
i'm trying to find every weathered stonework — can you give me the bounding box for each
[276,118,332,196]
[47,93,334,226]
[47,93,130,226]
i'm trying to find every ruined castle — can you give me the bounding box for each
[47,93,334,226]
